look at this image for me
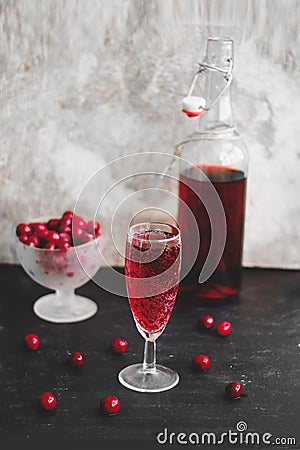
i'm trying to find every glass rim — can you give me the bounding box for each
[127,222,180,243]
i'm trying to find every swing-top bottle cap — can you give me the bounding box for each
[181,37,233,119]
[182,96,206,118]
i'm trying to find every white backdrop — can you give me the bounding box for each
[1,0,300,268]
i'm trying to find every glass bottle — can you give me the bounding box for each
[176,37,248,300]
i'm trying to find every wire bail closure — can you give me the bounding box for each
[182,58,233,118]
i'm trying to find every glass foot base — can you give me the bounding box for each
[118,363,179,393]
[33,293,98,323]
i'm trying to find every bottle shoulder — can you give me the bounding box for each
[177,127,240,145]
[175,128,248,174]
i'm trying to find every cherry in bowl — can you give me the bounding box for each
[16,214,105,323]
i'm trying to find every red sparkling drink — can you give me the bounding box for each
[179,164,246,299]
[125,227,181,333]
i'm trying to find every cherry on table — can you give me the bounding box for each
[69,352,84,368]
[101,396,120,415]
[38,392,57,410]
[216,321,232,336]
[111,338,128,354]
[200,315,214,329]
[225,382,243,399]
[192,353,210,370]
[24,333,40,350]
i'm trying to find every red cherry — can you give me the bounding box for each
[59,224,72,235]
[216,321,232,336]
[36,230,48,240]
[19,234,29,244]
[56,240,71,251]
[29,222,47,233]
[111,338,128,354]
[192,353,210,370]
[46,219,60,231]
[61,217,72,227]
[38,392,57,410]
[72,227,84,241]
[45,231,60,243]
[27,235,40,247]
[225,382,243,399]
[16,223,32,237]
[69,352,84,367]
[59,233,72,244]
[75,232,92,246]
[44,242,56,249]
[73,215,86,229]
[132,238,151,252]
[200,315,214,329]
[58,217,72,231]
[24,333,40,350]
[101,396,120,415]
[62,210,74,220]
[85,221,100,236]
[35,228,49,239]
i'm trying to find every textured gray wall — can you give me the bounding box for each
[1,0,300,267]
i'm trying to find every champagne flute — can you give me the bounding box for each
[118,222,181,393]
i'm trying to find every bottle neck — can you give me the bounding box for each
[197,66,235,135]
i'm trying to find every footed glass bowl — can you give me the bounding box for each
[16,223,104,323]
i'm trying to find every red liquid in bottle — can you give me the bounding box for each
[178,164,246,299]
[125,230,180,333]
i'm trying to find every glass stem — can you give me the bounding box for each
[55,289,75,308]
[143,339,156,373]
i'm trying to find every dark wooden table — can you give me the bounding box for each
[1,265,300,449]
